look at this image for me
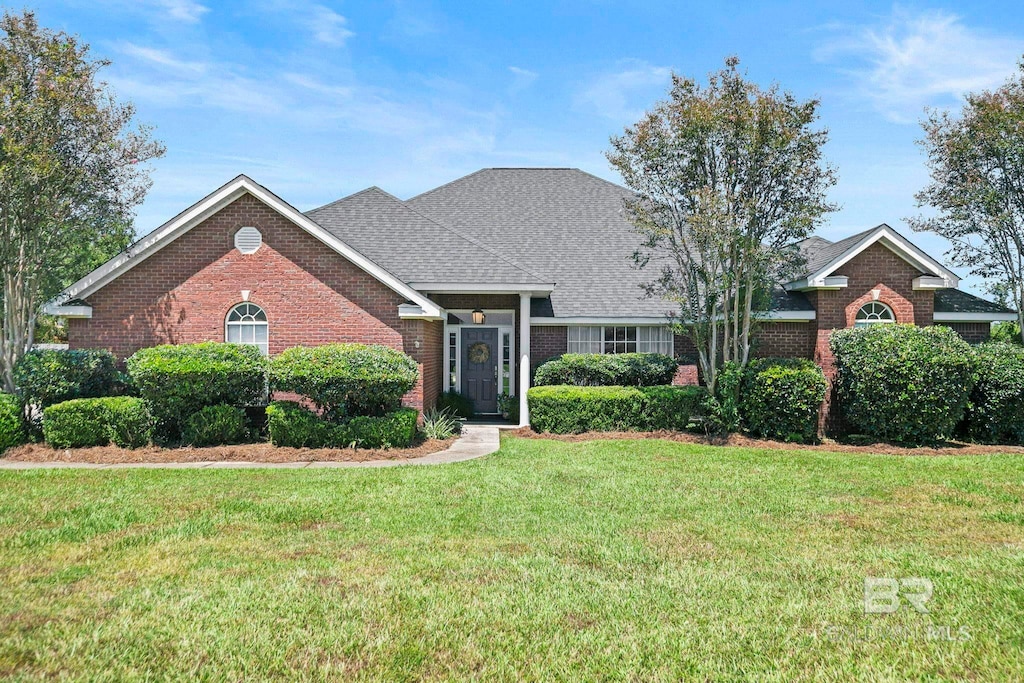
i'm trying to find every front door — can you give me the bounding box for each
[461,328,499,414]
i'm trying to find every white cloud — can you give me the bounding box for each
[153,0,209,23]
[305,5,354,46]
[118,43,207,75]
[576,59,671,121]
[508,66,538,94]
[816,7,1024,123]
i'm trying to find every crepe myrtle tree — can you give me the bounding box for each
[607,57,837,394]
[0,11,164,391]
[912,60,1024,344]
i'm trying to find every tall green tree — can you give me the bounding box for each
[607,57,836,394]
[912,61,1024,343]
[0,11,164,390]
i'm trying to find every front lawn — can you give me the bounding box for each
[2,436,1023,680]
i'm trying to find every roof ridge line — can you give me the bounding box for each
[305,186,385,214]
[405,168,490,203]
[395,194,552,284]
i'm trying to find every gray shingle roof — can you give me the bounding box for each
[407,168,673,317]
[793,227,880,276]
[935,289,1015,314]
[306,186,546,285]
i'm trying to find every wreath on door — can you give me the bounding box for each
[468,342,490,364]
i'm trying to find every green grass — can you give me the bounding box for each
[1,436,1023,681]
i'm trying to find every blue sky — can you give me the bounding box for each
[21,1,1024,293]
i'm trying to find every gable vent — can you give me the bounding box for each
[234,227,262,254]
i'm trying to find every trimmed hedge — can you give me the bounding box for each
[741,358,826,443]
[964,343,1024,444]
[182,404,250,447]
[14,348,122,408]
[126,343,267,439]
[831,324,975,445]
[533,353,678,387]
[269,344,418,418]
[527,385,706,434]
[0,392,25,452]
[43,397,153,449]
[266,401,418,449]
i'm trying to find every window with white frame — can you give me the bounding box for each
[854,302,895,327]
[226,302,269,354]
[567,326,674,355]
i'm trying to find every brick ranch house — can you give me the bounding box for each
[44,169,1015,426]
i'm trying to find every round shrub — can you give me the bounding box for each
[126,342,267,439]
[265,401,331,448]
[14,348,122,408]
[964,343,1024,444]
[741,358,826,443]
[533,353,678,387]
[0,392,26,453]
[831,325,975,445]
[269,344,417,418]
[42,397,153,449]
[182,404,250,447]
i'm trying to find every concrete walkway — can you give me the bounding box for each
[0,424,501,470]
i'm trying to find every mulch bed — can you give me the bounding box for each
[505,427,1024,457]
[2,438,456,464]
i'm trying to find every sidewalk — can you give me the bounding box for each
[0,425,501,470]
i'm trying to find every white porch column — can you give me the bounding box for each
[518,292,531,427]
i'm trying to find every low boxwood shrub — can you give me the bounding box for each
[266,401,332,448]
[266,401,418,449]
[269,344,418,418]
[831,324,975,445]
[534,353,678,387]
[0,392,26,452]
[43,397,153,449]
[126,342,267,439]
[527,385,706,434]
[14,348,122,408]
[182,404,250,447]
[344,408,418,449]
[437,390,474,419]
[964,343,1024,444]
[741,358,826,443]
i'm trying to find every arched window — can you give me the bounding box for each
[225,302,268,354]
[854,301,895,327]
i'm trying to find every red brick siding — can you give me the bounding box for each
[68,193,433,411]
[531,326,567,366]
[937,322,991,344]
[753,322,816,359]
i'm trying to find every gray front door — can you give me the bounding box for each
[462,328,499,414]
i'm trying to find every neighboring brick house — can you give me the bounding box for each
[45,170,1015,424]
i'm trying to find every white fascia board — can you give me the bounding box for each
[934,312,1017,322]
[758,310,816,321]
[530,311,814,325]
[913,275,948,290]
[46,175,443,320]
[786,276,848,291]
[398,303,444,320]
[530,316,673,325]
[42,303,92,318]
[412,282,555,295]
[808,226,959,288]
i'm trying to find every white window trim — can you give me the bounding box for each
[443,309,516,401]
[225,302,269,354]
[566,325,674,355]
[854,301,896,327]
